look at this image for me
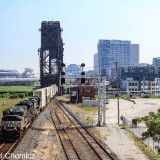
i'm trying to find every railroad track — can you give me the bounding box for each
[51,98,118,160]
[0,141,18,160]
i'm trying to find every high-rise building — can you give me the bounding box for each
[152,57,160,67]
[97,40,139,78]
[94,53,99,75]
[130,44,139,66]
[66,64,81,76]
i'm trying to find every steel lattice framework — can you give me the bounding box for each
[39,21,63,88]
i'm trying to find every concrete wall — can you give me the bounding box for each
[82,100,99,107]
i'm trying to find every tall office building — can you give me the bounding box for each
[94,53,99,75]
[152,57,160,67]
[97,40,139,78]
[130,44,139,66]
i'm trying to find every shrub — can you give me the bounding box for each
[142,95,150,98]
[18,93,25,98]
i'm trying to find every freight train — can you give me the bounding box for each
[1,85,58,141]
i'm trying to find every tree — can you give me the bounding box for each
[138,108,160,153]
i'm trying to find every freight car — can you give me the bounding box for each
[1,85,58,141]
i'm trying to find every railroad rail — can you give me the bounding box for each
[0,142,18,160]
[51,98,118,160]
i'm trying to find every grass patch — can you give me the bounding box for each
[75,102,98,125]
[76,102,83,108]
[86,116,96,125]
[0,97,27,117]
[84,106,98,112]
[76,103,98,113]
[119,124,126,129]
[125,129,160,160]
[0,86,35,92]
[139,95,160,99]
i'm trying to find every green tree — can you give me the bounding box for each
[138,108,160,154]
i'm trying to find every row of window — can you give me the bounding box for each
[128,82,160,86]
[129,83,138,86]
[141,83,160,86]
[129,88,160,91]
[129,89,138,91]
[141,88,160,91]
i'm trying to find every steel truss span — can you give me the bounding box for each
[39,21,64,88]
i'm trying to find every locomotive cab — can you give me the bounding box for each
[1,110,24,140]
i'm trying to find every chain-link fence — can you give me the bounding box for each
[122,116,160,155]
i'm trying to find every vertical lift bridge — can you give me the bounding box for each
[39,21,64,89]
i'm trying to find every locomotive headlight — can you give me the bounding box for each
[7,122,14,127]
[10,122,13,127]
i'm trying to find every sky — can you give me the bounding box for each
[1,0,160,76]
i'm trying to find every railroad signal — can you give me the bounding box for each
[81,78,85,84]
[61,63,66,67]
[80,63,85,84]
[61,71,65,75]
[81,72,85,76]
[81,63,85,67]
[61,78,65,84]
[61,63,66,85]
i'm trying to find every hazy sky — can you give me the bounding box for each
[1,0,160,75]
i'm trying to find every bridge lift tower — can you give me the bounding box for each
[38,21,64,90]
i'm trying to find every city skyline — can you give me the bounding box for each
[1,1,160,74]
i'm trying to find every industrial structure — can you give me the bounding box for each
[39,21,64,88]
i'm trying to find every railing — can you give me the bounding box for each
[122,116,160,155]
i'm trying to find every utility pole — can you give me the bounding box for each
[114,62,120,124]
[97,55,102,127]
[97,76,101,127]
[102,78,106,125]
